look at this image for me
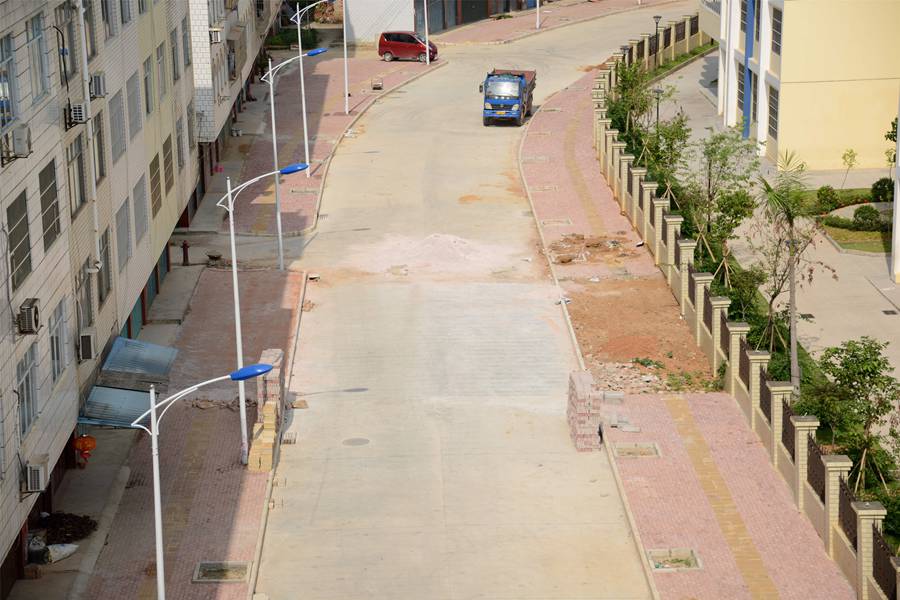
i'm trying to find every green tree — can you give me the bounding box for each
[840,148,858,190]
[607,61,653,140]
[888,118,898,167]
[642,110,692,207]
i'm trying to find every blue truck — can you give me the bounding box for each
[479,69,537,127]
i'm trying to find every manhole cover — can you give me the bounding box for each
[342,437,370,446]
[800,313,814,319]
[647,548,701,571]
[522,155,549,163]
[614,442,660,458]
[884,310,897,315]
[532,185,559,192]
[541,218,572,226]
[193,561,250,583]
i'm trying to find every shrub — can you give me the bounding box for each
[822,214,890,232]
[872,177,895,203]
[853,204,883,230]
[816,185,839,213]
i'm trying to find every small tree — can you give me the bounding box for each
[888,118,898,173]
[607,61,653,140]
[681,126,759,287]
[819,337,900,493]
[840,148,858,190]
[642,110,692,207]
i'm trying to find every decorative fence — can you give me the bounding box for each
[873,524,897,600]
[739,337,750,390]
[807,435,826,502]
[703,290,713,331]
[760,368,771,422]
[688,266,697,305]
[720,312,729,354]
[782,400,795,461]
[674,238,682,266]
[839,477,857,547]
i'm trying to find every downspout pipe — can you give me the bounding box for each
[77,0,102,271]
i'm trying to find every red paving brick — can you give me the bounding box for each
[86,269,304,599]
[522,62,855,600]
[232,55,439,235]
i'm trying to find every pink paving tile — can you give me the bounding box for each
[86,269,305,599]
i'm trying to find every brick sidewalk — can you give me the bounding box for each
[85,269,305,599]
[231,53,439,235]
[434,0,679,45]
[521,66,856,598]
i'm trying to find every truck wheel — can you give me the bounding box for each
[383,52,394,62]
[483,117,491,126]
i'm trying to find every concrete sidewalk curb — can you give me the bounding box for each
[516,73,661,600]
[246,272,308,600]
[435,0,684,46]
[821,228,888,257]
[68,462,133,600]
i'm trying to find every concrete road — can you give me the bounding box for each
[254,5,691,599]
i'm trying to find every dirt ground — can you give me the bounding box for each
[565,278,714,393]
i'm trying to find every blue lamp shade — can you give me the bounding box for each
[279,163,309,175]
[306,48,328,57]
[230,363,274,381]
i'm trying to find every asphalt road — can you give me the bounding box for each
[255,5,691,599]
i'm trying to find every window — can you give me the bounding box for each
[772,8,783,55]
[16,343,37,436]
[170,29,180,82]
[100,0,116,39]
[49,299,68,385]
[143,57,153,114]
[55,4,78,79]
[163,136,174,193]
[138,0,147,14]
[39,160,61,250]
[115,199,131,271]
[67,135,87,214]
[186,100,195,148]
[0,34,18,130]
[175,117,185,170]
[26,14,50,103]
[182,17,191,66]
[85,0,98,59]
[92,110,106,183]
[76,258,93,331]
[120,0,132,25]
[97,228,111,305]
[751,71,758,123]
[149,155,161,216]
[737,62,745,113]
[740,0,747,32]
[126,71,142,139]
[768,86,779,139]
[7,191,32,291]
[156,43,166,100]
[133,175,148,242]
[109,90,126,162]
[754,0,760,41]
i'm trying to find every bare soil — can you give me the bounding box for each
[548,233,642,266]
[565,278,714,393]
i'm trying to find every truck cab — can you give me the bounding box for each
[480,69,536,126]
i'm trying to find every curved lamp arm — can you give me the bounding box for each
[291,0,332,25]
[261,48,329,84]
[215,163,308,211]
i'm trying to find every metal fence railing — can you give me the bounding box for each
[739,337,750,390]
[650,200,656,226]
[674,237,682,266]
[720,311,729,354]
[664,28,672,48]
[839,476,857,547]
[873,524,897,600]
[782,400,796,461]
[638,181,645,210]
[703,289,713,331]
[649,33,659,56]
[627,163,633,195]
[636,40,644,60]
[675,21,686,42]
[760,368,771,423]
[807,434,825,502]
[688,266,697,305]
[690,15,700,35]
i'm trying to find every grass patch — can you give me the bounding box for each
[824,225,890,253]
[649,42,717,79]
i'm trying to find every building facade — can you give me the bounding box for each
[700,0,900,170]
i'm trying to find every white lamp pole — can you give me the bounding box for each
[296,3,310,178]
[343,0,350,114]
[266,58,285,271]
[423,0,430,65]
[892,92,900,283]
[216,165,307,462]
[536,0,541,30]
[133,365,274,600]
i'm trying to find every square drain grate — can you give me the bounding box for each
[647,548,701,571]
[614,442,661,458]
[541,218,572,226]
[193,561,250,583]
[884,310,898,315]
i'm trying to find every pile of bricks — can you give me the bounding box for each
[566,371,603,451]
[249,348,285,472]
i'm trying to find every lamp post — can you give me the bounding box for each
[289,1,348,114]
[536,0,541,30]
[216,163,308,464]
[653,15,662,69]
[653,86,663,131]
[261,50,326,271]
[621,44,630,66]
[131,363,274,600]
[423,0,430,65]
[342,0,349,114]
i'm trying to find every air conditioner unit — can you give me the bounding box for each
[90,72,107,98]
[16,298,39,335]
[78,328,96,362]
[23,455,49,493]
[11,125,32,157]
[69,102,88,124]
[209,28,223,44]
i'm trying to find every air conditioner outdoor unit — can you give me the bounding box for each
[11,125,32,157]
[78,328,96,362]
[69,102,88,124]
[23,455,49,493]
[209,28,223,44]
[90,72,107,98]
[16,298,39,335]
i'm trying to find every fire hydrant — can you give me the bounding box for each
[181,240,190,266]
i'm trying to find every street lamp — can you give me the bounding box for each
[215,163,308,465]
[131,363,274,600]
[653,15,662,69]
[536,0,541,30]
[621,44,630,66]
[260,49,327,272]
[290,1,348,115]
[653,86,663,131]
[423,0,430,65]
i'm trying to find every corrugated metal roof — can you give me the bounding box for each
[79,386,150,428]
[103,337,178,376]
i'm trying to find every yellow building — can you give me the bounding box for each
[699,0,900,170]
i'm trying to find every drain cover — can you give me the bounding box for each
[800,313,814,319]
[647,549,701,571]
[884,310,898,315]
[342,437,370,446]
[193,561,250,583]
[614,442,660,458]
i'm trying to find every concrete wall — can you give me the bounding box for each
[346,0,415,45]
[803,483,826,542]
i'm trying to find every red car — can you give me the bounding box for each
[378,31,437,63]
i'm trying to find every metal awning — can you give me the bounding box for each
[79,337,178,427]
